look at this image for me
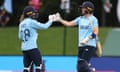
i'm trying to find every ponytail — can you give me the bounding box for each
[19,14,24,22]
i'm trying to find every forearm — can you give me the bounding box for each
[60,19,70,26]
[60,19,76,27]
[30,17,53,30]
[37,20,52,29]
[89,27,99,39]
[94,27,99,36]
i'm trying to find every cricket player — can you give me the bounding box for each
[18,6,56,72]
[56,1,99,72]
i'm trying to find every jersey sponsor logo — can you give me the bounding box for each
[80,25,91,29]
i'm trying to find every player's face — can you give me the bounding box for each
[32,12,39,19]
[81,7,87,15]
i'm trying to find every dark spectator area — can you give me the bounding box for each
[0,0,119,27]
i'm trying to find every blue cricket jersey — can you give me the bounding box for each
[73,15,98,47]
[18,18,52,51]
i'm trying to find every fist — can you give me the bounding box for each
[55,13,62,21]
[48,13,62,22]
[48,14,56,22]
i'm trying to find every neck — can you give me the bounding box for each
[85,14,91,17]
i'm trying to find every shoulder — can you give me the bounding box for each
[24,18,39,25]
[91,15,98,21]
[30,18,39,24]
[90,15,99,26]
[19,20,24,27]
[19,18,33,26]
[22,18,36,23]
[74,16,82,21]
[76,16,83,19]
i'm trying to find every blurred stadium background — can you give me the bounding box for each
[0,0,120,72]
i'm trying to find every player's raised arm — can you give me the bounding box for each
[60,20,76,27]
[55,13,77,27]
[31,14,58,29]
[31,20,52,30]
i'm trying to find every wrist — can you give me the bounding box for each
[59,19,63,22]
[90,33,96,39]
[48,19,53,23]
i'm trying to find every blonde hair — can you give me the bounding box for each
[19,14,24,22]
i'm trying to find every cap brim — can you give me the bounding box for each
[80,5,86,8]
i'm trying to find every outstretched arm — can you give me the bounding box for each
[32,14,58,30]
[35,20,53,30]
[59,19,76,27]
[55,13,77,27]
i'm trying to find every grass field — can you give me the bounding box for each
[0,27,111,55]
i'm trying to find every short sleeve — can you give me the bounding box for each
[93,18,98,28]
[73,17,81,25]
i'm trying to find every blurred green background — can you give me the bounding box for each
[0,27,110,56]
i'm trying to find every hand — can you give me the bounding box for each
[48,14,55,22]
[80,37,90,45]
[55,12,62,21]
[49,14,60,22]
[48,13,62,22]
